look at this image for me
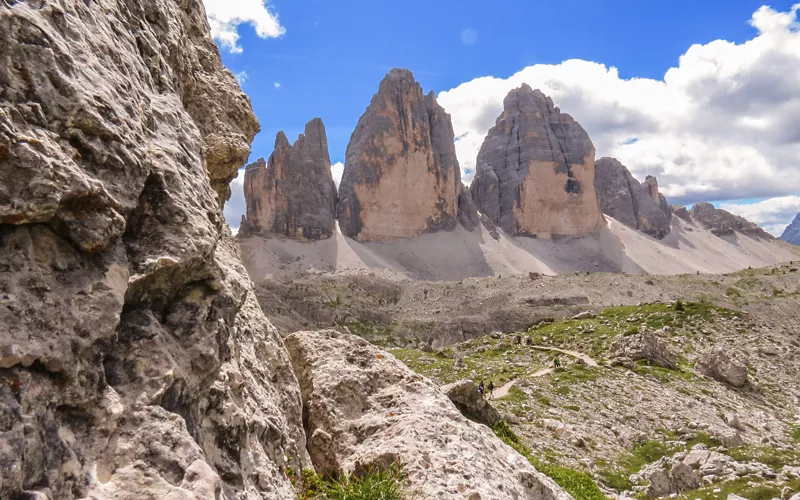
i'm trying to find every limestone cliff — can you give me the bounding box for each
[470,84,605,238]
[242,118,337,240]
[337,69,469,241]
[0,1,307,498]
[690,202,772,238]
[594,157,672,239]
[780,213,800,245]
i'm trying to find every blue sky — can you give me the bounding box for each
[208,1,800,236]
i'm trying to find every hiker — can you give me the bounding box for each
[478,381,485,397]
[488,380,495,398]
[525,337,532,346]
[515,335,521,345]
[553,357,561,368]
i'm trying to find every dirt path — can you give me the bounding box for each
[493,347,598,399]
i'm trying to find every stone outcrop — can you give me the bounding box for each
[594,157,672,239]
[0,2,307,498]
[337,69,471,241]
[241,118,338,240]
[285,330,573,500]
[470,84,605,238]
[610,332,678,369]
[690,202,772,238]
[698,349,749,388]
[441,379,502,426]
[632,457,701,497]
[780,213,800,245]
[671,205,692,222]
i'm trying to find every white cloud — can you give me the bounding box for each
[223,171,247,231]
[438,4,800,207]
[331,162,344,188]
[204,0,285,54]
[234,71,248,85]
[274,82,281,89]
[721,196,800,237]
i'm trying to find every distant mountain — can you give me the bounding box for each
[781,213,800,245]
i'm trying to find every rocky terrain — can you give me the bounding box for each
[253,263,800,499]
[470,84,605,238]
[594,158,672,239]
[336,69,468,242]
[690,203,773,239]
[781,214,800,245]
[241,118,337,240]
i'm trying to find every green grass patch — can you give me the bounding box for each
[598,439,682,492]
[293,465,407,500]
[674,477,800,500]
[491,421,607,500]
[727,445,800,469]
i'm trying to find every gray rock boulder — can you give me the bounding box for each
[690,202,772,238]
[0,2,307,498]
[633,457,700,497]
[285,330,573,500]
[780,213,800,245]
[698,349,749,388]
[241,118,338,240]
[671,205,692,222]
[610,331,678,369]
[470,84,605,238]
[337,69,474,241]
[594,157,671,239]
[442,379,502,426]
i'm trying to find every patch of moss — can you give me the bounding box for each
[294,465,407,500]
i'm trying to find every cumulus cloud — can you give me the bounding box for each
[224,172,247,231]
[204,0,284,54]
[331,162,344,188]
[439,4,800,210]
[274,82,281,89]
[234,71,248,85]
[721,196,800,237]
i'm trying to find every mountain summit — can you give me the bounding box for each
[780,213,800,245]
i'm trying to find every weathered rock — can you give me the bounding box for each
[285,330,573,500]
[470,84,605,238]
[633,458,700,497]
[442,379,502,426]
[0,2,307,498]
[337,69,472,241]
[698,349,749,388]
[594,158,672,239]
[672,205,692,222]
[610,332,678,369]
[780,213,800,245]
[690,202,772,238]
[241,118,338,240]
[724,412,746,432]
[458,186,481,231]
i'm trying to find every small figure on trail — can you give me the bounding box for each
[525,337,533,346]
[515,335,522,345]
[478,380,485,397]
[488,380,495,398]
[553,357,562,368]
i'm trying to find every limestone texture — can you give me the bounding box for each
[284,330,573,500]
[690,202,772,238]
[337,69,471,241]
[241,118,337,240]
[698,349,749,388]
[441,379,502,426]
[610,332,678,369]
[470,84,605,238]
[0,1,307,498]
[594,157,672,239]
[780,213,800,245]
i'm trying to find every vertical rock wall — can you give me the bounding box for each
[0,1,306,498]
[242,118,338,240]
[470,84,605,238]
[337,69,467,242]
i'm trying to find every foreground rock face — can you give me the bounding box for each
[285,330,572,500]
[0,2,307,498]
[780,213,800,245]
[594,158,672,239]
[470,84,605,238]
[337,69,469,241]
[241,118,338,239]
[690,203,772,238]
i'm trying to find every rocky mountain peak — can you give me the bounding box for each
[470,84,605,237]
[594,157,672,239]
[337,68,470,241]
[690,202,772,238]
[242,117,338,240]
[780,213,800,245]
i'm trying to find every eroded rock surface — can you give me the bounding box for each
[594,157,672,239]
[337,69,471,241]
[241,118,338,240]
[285,330,573,500]
[690,203,772,238]
[610,331,677,369]
[780,213,800,245]
[698,349,749,388]
[470,84,605,238]
[442,379,502,426]
[0,2,306,498]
